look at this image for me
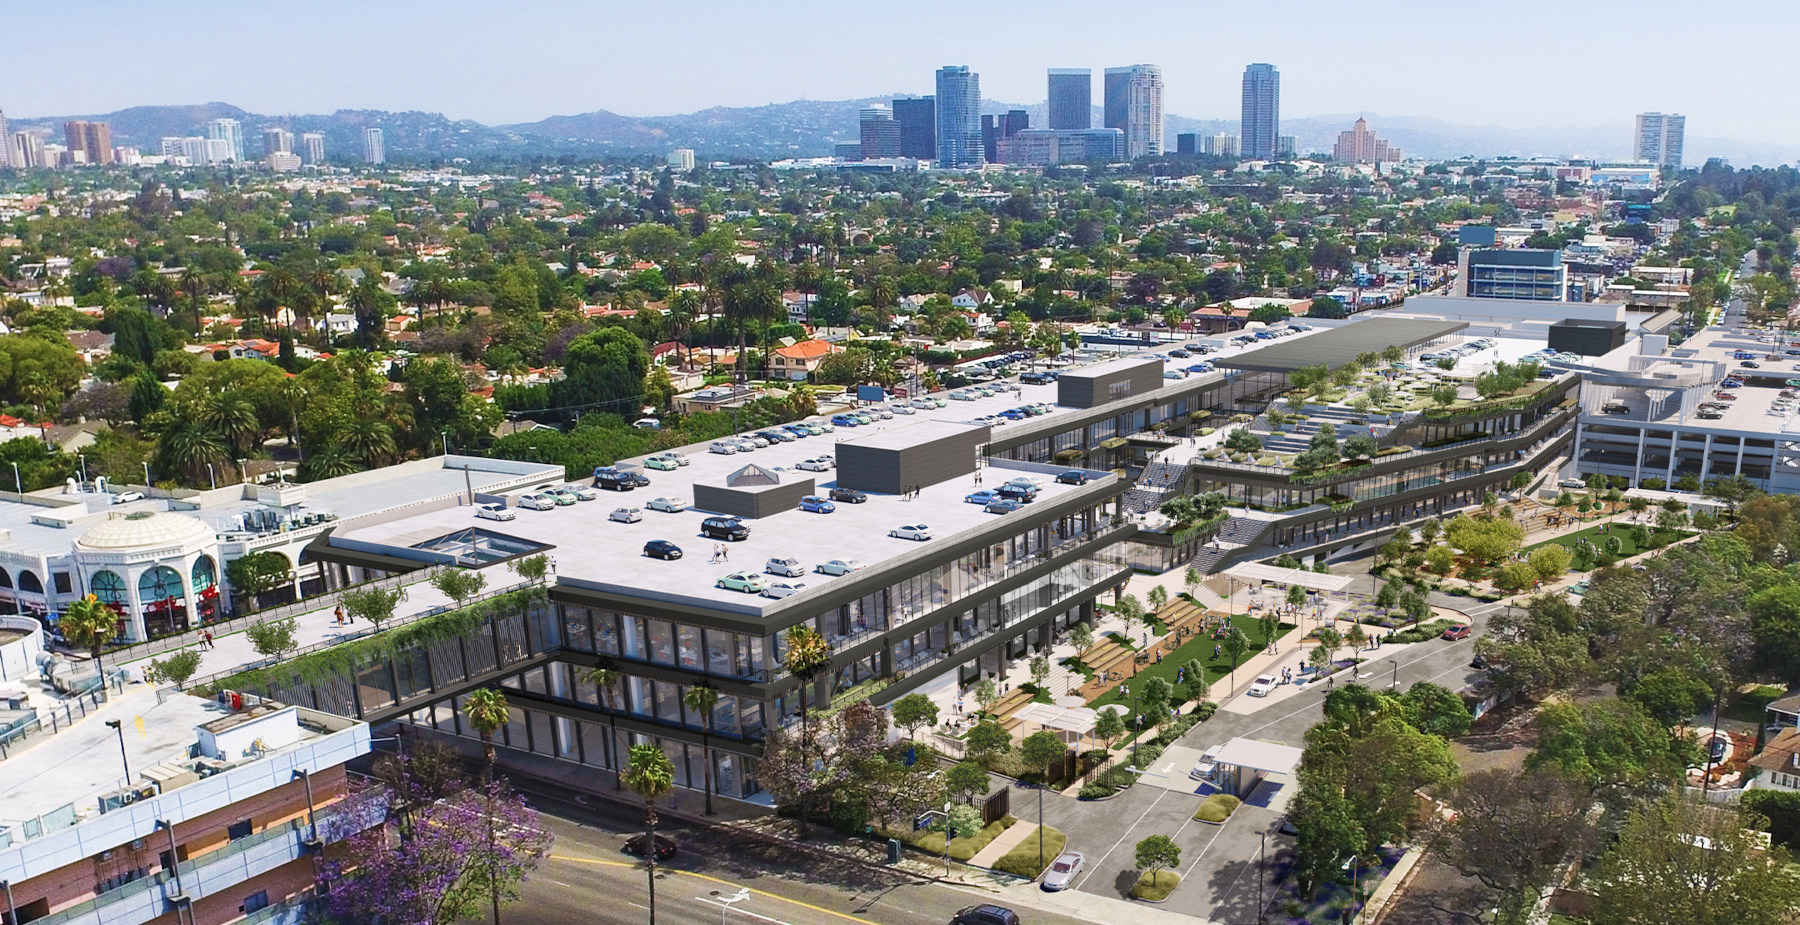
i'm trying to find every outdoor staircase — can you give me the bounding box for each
[1183,509,1276,574]
[1122,459,1190,514]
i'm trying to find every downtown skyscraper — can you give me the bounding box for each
[0,108,9,168]
[1241,63,1281,160]
[1047,68,1092,130]
[362,127,386,165]
[1634,112,1686,167]
[934,66,983,168]
[1103,65,1163,158]
[207,117,245,162]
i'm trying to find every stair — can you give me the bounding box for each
[1123,459,1190,514]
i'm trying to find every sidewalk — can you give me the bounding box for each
[967,820,1037,868]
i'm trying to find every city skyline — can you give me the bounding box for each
[1,0,1794,149]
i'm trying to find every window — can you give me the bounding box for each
[52,572,72,594]
[242,890,270,914]
[227,819,253,840]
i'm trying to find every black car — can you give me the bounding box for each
[701,516,749,541]
[1168,349,1191,358]
[998,485,1037,503]
[1277,815,1299,837]
[829,487,868,504]
[595,473,635,491]
[1709,736,1729,763]
[985,499,1024,514]
[1055,470,1090,485]
[623,833,677,861]
[621,471,652,488]
[951,906,1020,925]
[643,540,682,560]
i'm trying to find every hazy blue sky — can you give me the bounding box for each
[9,0,1794,144]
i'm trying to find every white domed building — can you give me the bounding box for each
[73,511,224,641]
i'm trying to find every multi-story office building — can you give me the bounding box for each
[934,67,983,168]
[262,128,294,158]
[981,110,1028,163]
[1204,133,1240,158]
[62,121,113,166]
[206,118,245,163]
[361,128,385,165]
[1241,63,1280,160]
[1332,117,1400,164]
[892,97,936,160]
[268,152,301,172]
[1634,112,1685,167]
[1102,65,1163,158]
[0,109,10,168]
[299,133,325,166]
[994,128,1124,166]
[859,105,901,159]
[1175,133,1198,155]
[667,148,696,170]
[13,132,46,169]
[1277,135,1296,158]
[1046,69,1092,130]
[1462,248,1568,302]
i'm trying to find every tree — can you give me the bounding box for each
[341,585,406,630]
[890,693,939,740]
[945,761,991,805]
[1146,584,1168,613]
[1069,621,1094,655]
[1627,667,1714,727]
[1140,677,1173,730]
[1494,561,1538,594]
[964,719,1012,763]
[1344,622,1368,654]
[623,743,676,925]
[1528,544,1572,582]
[680,684,720,816]
[780,624,831,838]
[1424,545,1455,576]
[1221,626,1249,695]
[1741,789,1800,850]
[973,678,1000,713]
[549,327,650,416]
[586,662,624,788]
[506,554,549,585]
[1181,658,1210,703]
[1528,699,1690,803]
[1590,793,1800,925]
[1701,473,1759,512]
[1133,834,1182,890]
[462,689,511,787]
[1115,594,1145,639]
[226,551,293,609]
[1430,383,1458,408]
[59,594,120,695]
[1400,682,1473,738]
[246,615,298,661]
[1184,566,1203,598]
[432,568,488,610]
[1021,730,1065,785]
[148,648,202,690]
[1029,654,1051,689]
[1430,767,1590,925]
[1094,707,1126,747]
[1418,518,1442,545]
[1343,433,1379,460]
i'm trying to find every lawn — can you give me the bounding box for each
[1086,615,1292,724]
[1132,870,1181,901]
[992,824,1067,879]
[1522,523,1693,569]
[898,815,1013,861]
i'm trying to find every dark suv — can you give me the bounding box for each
[701,516,749,541]
[595,472,634,491]
[951,906,1020,925]
[829,487,868,504]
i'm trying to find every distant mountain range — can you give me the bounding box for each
[10,99,1796,167]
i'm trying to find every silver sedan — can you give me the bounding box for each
[1041,850,1084,890]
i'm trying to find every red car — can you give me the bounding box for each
[1441,624,1471,640]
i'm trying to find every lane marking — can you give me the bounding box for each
[1070,789,1168,891]
[552,854,878,924]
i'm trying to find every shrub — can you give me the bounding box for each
[1131,870,1181,901]
[992,825,1067,879]
[1194,794,1242,822]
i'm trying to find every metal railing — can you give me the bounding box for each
[0,687,109,760]
[1190,404,1577,481]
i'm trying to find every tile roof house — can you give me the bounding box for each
[771,339,843,381]
[1747,728,1800,792]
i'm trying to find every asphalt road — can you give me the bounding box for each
[1044,594,1513,923]
[492,779,1096,925]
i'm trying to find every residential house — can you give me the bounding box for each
[64,330,115,363]
[782,291,816,324]
[676,384,754,414]
[1767,692,1800,731]
[771,339,843,381]
[951,288,991,309]
[1748,728,1800,792]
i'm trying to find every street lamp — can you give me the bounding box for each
[104,719,132,786]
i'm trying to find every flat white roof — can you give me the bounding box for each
[1013,702,1097,735]
[1214,737,1303,775]
[1223,562,1354,593]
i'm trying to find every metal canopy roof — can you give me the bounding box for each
[1214,737,1303,775]
[1214,318,1469,374]
[1223,561,1355,592]
[1013,702,1098,735]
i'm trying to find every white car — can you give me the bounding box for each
[796,457,833,472]
[517,493,556,511]
[889,524,932,542]
[645,497,687,513]
[709,441,739,455]
[1246,674,1279,697]
[475,503,516,521]
[566,485,601,501]
[762,581,806,599]
[891,403,915,415]
[1190,745,1223,780]
[1041,850,1085,891]
[816,559,864,576]
[608,507,642,523]
[911,397,935,408]
[115,491,145,503]
[660,452,691,467]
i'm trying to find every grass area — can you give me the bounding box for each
[1521,522,1694,569]
[992,825,1067,879]
[900,816,1013,861]
[1194,794,1241,823]
[1131,870,1181,901]
[1087,615,1291,725]
[1059,655,1096,684]
[1104,631,1140,651]
[1018,683,1055,705]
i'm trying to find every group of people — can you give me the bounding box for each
[707,544,733,564]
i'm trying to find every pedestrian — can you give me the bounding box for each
[957,697,964,714]
[722,545,729,562]
[1214,643,1221,659]
[203,630,214,650]
[335,605,345,627]
[197,629,206,650]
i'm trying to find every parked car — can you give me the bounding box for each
[608,507,642,524]
[475,503,515,521]
[619,471,652,488]
[891,403,915,415]
[829,487,868,504]
[758,429,795,444]
[1041,850,1085,891]
[701,517,749,541]
[660,452,690,466]
[831,414,862,426]
[998,486,1037,503]
[544,487,580,505]
[766,557,807,578]
[1056,470,1091,485]
[642,540,682,560]
[816,559,864,576]
[1246,674,1279,697]
[566,485,600,501]
[1558,478,1587,489]
[985,500,1024,514]
[799,495,837,514]
[645,456,680,471]
[889,524,932,541]
[762,581,805,599]
[1441,624,1471,640]
[965,490,1001,505]
[595,473,635,491]
[709,441,740,455]
[952,905,1021,925]
[797,457,833,472]
[645,497,687,513]
[716,572,767,593]
[517,493,556,511]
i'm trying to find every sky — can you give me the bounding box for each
[8,0,1798,146]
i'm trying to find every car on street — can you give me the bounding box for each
[1441,624,1471,640]
[762,581,806,599]
[1246,674,1279,697]
[799,495,836,513]
[645,497,687,513]
[1041,851,1085,891]
[816,559,864,576]
[829,487,868,504]
[715,571,767,593]
[1569,580,1590,596]
[475,503,515,521]
[1190,745,1223,780]
[623,833,677,861]
[516,493,556,511]
[951,906,1021,925]
[889,524,932,541]
[642,540,682,560]
[608,507,642,523]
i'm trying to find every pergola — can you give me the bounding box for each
[1222,562,1355,593]
[1013,702,1100,750]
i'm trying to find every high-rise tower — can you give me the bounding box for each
[892,97,936,159]
[934,66,983,168]
[362,127,386,165]
[1047,69,1092,130]
[1634,113,1685,167]
[1241,63,1281,160]
[1102,65,1163,158]
[207,118,245,162]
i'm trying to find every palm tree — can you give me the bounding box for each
[60,594,120,699]
[682,684,720,816]
[462,688,510,784]
[623,743,675,925]
[339,419,396,467]
[161,420,227,485]
[865,276,898,330]
[780,624,831,838]
[179,268,207,336]
[667,290,702,368]
[195,393,258,458]
[586,662,624,789]
[299,445,359,481]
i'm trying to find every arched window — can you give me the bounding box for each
[137,566,185,606]
[0,568,11,588]
[190,556,217,591]
[18,571,42,594]
[91,570,128,606]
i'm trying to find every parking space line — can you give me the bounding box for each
[1071,789,1169,892]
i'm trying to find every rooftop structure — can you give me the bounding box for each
[1211,318,1468,373]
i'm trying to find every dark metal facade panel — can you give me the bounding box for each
[838,426,991,494]
[692,478,814,519]
[1056,358,1162,409]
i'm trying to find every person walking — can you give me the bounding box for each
[203,630,214,650]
